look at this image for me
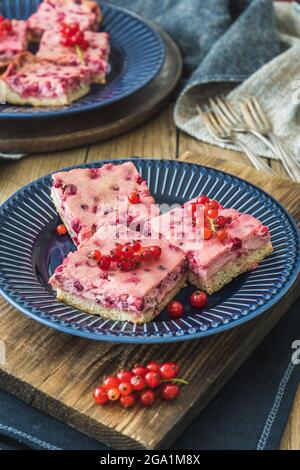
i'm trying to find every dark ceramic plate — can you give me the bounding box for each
[0,1,165,118]
[0,158,299,343]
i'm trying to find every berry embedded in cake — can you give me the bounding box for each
[146,196,273,294]
[0,52,92,106]
[49,227,187,323]
[51,162,160,246]
[37,27,110,84]
[27,0,102,42]
[0,19,28,71]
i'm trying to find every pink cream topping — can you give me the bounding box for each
[49,228,187,316]
[147,205,271,281]
[3,60,91,98]
[0,20,27,61]
[37,29,109,78]
[51,163,160,245]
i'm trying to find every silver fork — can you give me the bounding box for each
[198,106,274,174]
[240,97,300,183]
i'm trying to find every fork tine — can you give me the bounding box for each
[215,96,239,125]
[252,97,270,128]
[240,99,260,129]
[209,97,233,127]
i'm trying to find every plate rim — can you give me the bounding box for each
[0,157,299,343]
[0,1,166,119]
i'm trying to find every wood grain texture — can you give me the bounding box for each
[280,385,300,450]
[0,145,299,449]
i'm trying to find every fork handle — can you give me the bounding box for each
[236,139,275,175]
[269,134,300,183]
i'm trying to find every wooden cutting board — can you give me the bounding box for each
[0,151,299,450]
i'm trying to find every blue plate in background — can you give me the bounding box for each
[0,158,299,343]
[0,1,165,118]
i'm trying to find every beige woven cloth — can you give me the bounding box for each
[174,2,300,162]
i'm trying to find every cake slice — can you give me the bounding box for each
[28,0,102,42]
[0,52,92,106]
[146,196,273,294]
[49,226,187,323]
[37,29,109,84]
[51,162,160,246]
[0,19,28,71]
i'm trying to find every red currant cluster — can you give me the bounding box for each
[0,17,12,37]
[88,240,162,272]
[93,361,187,408]
[167,290,207,319]
[188,195,232,241]
[60,22,88,50]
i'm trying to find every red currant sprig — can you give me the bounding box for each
[93,361,188,409]
[88,241,162,272]
[60,22,89,61]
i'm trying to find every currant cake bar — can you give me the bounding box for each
[49,227,187,323]
[37,29,109,84]
[51,162,160,246]
[147,195,273,294]
[27,0,102,41]
[0,52,92,106]
[0,19,28,71]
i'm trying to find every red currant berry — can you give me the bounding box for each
[209,200,219,210]
[215,215,226,228]
[88,249,102,261]
[150,245,161,260]
[110,244,123,261]
[203,227,212,240]
[56,224,67,235]
[103,375,120,391]
[122,244,134,259]
[99,255,111,270]
[128,191,140,204]
[61,36,73,47]
[131,254,142,270]
[217,229,228,242]
[107,388,120,401]
[146,361,161,374]
[167,301,184,319]
[159,362,180,380]
[117,259,132,272]
[232,237,242,250]
[139,389,156,407]
[161,383,180,401]
[93,386,109,405]
[132,365,147,377]
[130,375,145,391]
[190,291,207,308]
[118,382,132,396]
[132,241,141,252]
[68,22,80,35]
[145,371,161,388]
[116,370,133,383]
[207,208,218,219]
[196,195,210,204]
[120,394,137,408]
[141,249,153,262]
[225,216,232,225]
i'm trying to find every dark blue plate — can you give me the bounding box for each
[0,158,299,343]
[0,1,165,118]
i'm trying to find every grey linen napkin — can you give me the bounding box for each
[111,0,300,162]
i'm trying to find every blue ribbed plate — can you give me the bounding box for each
[0,1,165,118]
[0,158,299,343]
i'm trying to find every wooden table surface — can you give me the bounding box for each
[0,103,298,449]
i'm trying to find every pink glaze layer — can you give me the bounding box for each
[37,29,109,81]
[49,227,187,319]
[28,0,101,38]
[1,53,91,99]
[0,20,27,64]
[51,163,160,246]
[146,203,271,282]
